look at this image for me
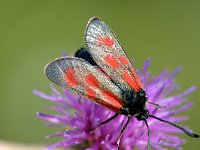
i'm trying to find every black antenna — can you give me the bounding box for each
[146,101,165,109]
[149,115,200,138]
[144,119,151,150]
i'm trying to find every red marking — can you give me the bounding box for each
[85,74,99,88]
[122,71,140,91]
[65,68,78,87]
[86,89,96,99]
[84,88,123,112]
[119,56,129,65]
[105,54,120,68]
[96,37,114,48]
[101,90,123,112]
[130,68,143,88]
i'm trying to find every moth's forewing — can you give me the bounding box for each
[45,57,123,112]
[85,17,143,92]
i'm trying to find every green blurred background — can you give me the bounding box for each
[0,0,200,149]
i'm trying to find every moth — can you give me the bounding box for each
[45,17,199,150]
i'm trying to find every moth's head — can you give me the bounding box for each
[137,88,148,106]
[136,108,149,121]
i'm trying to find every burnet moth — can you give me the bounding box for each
[45,17,199,150]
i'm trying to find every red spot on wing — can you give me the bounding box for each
[85,74,99,88]
[105,54,120,69]
[86,89,96,99]
[119,56,129,65]
[101,90,123,112]
[122,71,140,91]
[65,68,78,87]
[96,37,114,48]
[85,89,122,112]
[130,68,143,88]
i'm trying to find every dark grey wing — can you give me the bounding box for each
[85,17,143,91]
[44,56,123,112]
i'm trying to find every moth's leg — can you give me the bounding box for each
[117,116,131,150]
[91,113,119,132]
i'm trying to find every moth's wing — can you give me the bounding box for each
[75,47,111,80]
[74,47,97,66]
[85,17,143,91]
[45,57,123,112]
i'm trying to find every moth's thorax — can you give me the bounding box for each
[120,88,149,120]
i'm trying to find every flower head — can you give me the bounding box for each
[34,58,196,150]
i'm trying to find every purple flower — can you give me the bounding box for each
[34,58,197,150]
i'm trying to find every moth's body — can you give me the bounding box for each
[120,89,149,119]
[75,48,149,120]
[45,17,199,150]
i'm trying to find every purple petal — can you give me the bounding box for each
[49,84,61,96]
[166,67,182,82]
[36,112,66,123]
[140,58,151,75]
[61,51,67,56]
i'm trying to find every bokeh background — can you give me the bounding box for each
[0,0,200,149]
